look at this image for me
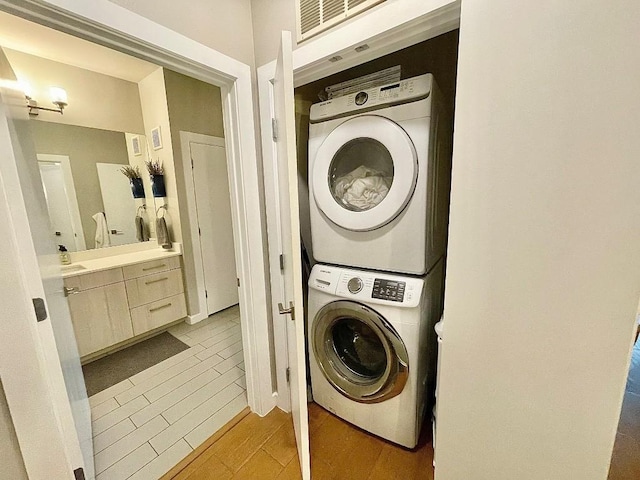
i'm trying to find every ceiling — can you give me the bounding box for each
[0,10,158,83]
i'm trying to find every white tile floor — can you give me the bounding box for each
[89,305,247,480]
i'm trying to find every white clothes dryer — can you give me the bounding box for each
[307,259,444,448]
[308,74,452,275]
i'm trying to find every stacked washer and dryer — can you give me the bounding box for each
[306,74,451,448]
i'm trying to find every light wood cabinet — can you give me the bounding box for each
[65,273,133,357]
[64,256,187,359]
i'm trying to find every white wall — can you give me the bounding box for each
[251,0,297,67]
[435,1,640,479]
[108,0,256,68]
[0,383,28,480]
[3,48,144,133]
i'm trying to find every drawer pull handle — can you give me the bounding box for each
[63,286,80,296]
[145,277,169,285]
[149,303,172,312]
[142,264,167,272]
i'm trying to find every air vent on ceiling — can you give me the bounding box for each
[296,0,386,42]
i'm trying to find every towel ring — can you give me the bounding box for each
[156,204,168,217]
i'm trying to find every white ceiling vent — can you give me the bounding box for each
[296,0,386,42]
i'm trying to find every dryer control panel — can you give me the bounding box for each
[309,264,424,308]
[310,73,433,123]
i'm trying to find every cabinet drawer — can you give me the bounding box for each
[123,256,181,280]
[125,268,184,308]
[130,293,187,335]
[64,267,123,291]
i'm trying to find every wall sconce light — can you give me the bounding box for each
[26,86,68,116]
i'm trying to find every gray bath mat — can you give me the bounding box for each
[82,332,190,396]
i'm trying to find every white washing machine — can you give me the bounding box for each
[308,73,452,275]
[307,259,444,448]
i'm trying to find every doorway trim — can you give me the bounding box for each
[0,0,274,424]
[257,0,460,409]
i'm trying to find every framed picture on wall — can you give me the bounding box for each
[151,126,162,150]
[131,135,141,156]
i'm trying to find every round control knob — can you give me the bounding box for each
[355,91,368,106]
[347,277,363,294]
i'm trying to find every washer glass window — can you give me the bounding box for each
[329,138,394,212]
[313,300,409,403]
[332,317,387,380]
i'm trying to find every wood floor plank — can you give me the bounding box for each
[230,449,283,480]
[262,420,298,466]
[210,408,290,472]
[182,454,233,480]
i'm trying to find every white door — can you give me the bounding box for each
[96,163,138,246]
[190,140,239,314]
[0,77,93,478]
[38,161,79,251]
[274,31,311,480]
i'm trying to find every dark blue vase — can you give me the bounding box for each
[151,174,166,197]
[130,178,145,198]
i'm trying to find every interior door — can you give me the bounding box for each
[274,30,311,480]
[190,140,239,314]
[0,71,93,477]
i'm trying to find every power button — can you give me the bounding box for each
[355,92,368,106]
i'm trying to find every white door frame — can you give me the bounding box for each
[179,131,227,323]
[0,0,274,430]
[36,154,86,251]
[258,0,460,410]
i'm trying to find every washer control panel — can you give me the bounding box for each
[310,73,432,123]
[372,278,405,302]
[309,264,423,308]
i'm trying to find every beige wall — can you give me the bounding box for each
[435,1,640,479]
[251,0,297,67]
[3,49,144,134]
[30,122,129,249]
[108,0,256,68]
[163,68,225,316]
[138,68,181,243]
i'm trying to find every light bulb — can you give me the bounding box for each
[49,86,67,107]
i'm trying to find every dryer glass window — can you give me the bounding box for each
[331,317,387,380]
[329,138,394,212]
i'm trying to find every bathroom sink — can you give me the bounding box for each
[61,264,86,273]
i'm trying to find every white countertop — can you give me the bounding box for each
[61,248,182,278]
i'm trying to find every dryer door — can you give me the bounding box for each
[312,300,409,403]
[312,115,418,232]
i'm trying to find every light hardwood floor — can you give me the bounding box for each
[163,403,435,480]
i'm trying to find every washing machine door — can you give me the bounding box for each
[312,300,409,403]
[312,115,418,232]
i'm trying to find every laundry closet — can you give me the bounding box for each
[290,29,459,474]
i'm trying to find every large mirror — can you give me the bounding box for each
[34,128,154,251]
[2,42,161,251]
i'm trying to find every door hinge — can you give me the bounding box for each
[73,468,85,480]
[279,253,284,272]
[32,298,48,322]
[271,118,278,142]
[205,290,208,299]
[198,226,201,236]
[190,157,194,169]
[237,278,240,287]
[286,367,290,384]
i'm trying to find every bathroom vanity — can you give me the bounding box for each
[62,249,186,360]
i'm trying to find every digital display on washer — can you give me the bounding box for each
[372,278,405,302]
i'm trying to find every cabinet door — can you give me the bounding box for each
[68,283,133,357]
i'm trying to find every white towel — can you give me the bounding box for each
[92,212,111,248]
